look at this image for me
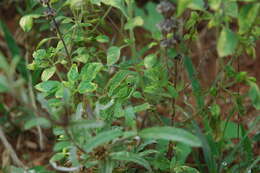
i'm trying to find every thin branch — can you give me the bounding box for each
[0,126,26,168]
[46,3,71,65]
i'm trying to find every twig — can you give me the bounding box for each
[46,3,71,65]
[0,126,26,168]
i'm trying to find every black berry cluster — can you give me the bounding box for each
[156,0,180,48]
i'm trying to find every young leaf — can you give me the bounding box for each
[107,46,121,66]
[78,81,97,93]
[217,27,238,57]
[67,64,79,82]
[84,129,122,152]
[110,152,152,172]
[41,67,56,81]
[139,126,202,147]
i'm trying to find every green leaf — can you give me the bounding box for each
[50,153,66,162]
[133,103,150,113]
[19,14,41,32]
[134,2,163,39]
[80,62,103,81]
[78,81,97,93]
[217,27,238,57]
[10,166,25,173]
[53,141,71,152]
[188,0,204,11]
[84,129,122,152]
[110,152,152,172]
[177,0,204,17]
[0,75,9,93]
[248,82,260,110]
[67,64,79,82]
[0,20,28,79]
[69,120,104,129]
[19,15,32,32]
[177,0,191,17]
[69,0,86,9]
[167,85,178,98]
[124,16,144,30]
[96,35,109,43]
[41,67,56,81]
[100,159,114,173]
[224,1,238,18]
[107,46,121,66]
[208,0,221,10]
[107,70,133,95]
[91,0,102,5]
[35,81,61,93]
[183,56,204,109]
[210,104,221,117]
[102,0,128,18]
[144,54,157,68]
[33,49,47,60]
[139,126,202,147]
[238,3,260,34]
[0,52,9,72]
[24,117,51,130]
[173,165,200,173]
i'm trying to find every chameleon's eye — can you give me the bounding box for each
[127,82,132,87]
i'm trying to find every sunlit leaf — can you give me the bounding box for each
[107,46,121,66]
[124,16,144,30]
[41,67,56,81]
[96,35,109,43]
[217,27,238,57]
[78,81,97,93]
[81,62,103,81]
[67,64,79,82]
